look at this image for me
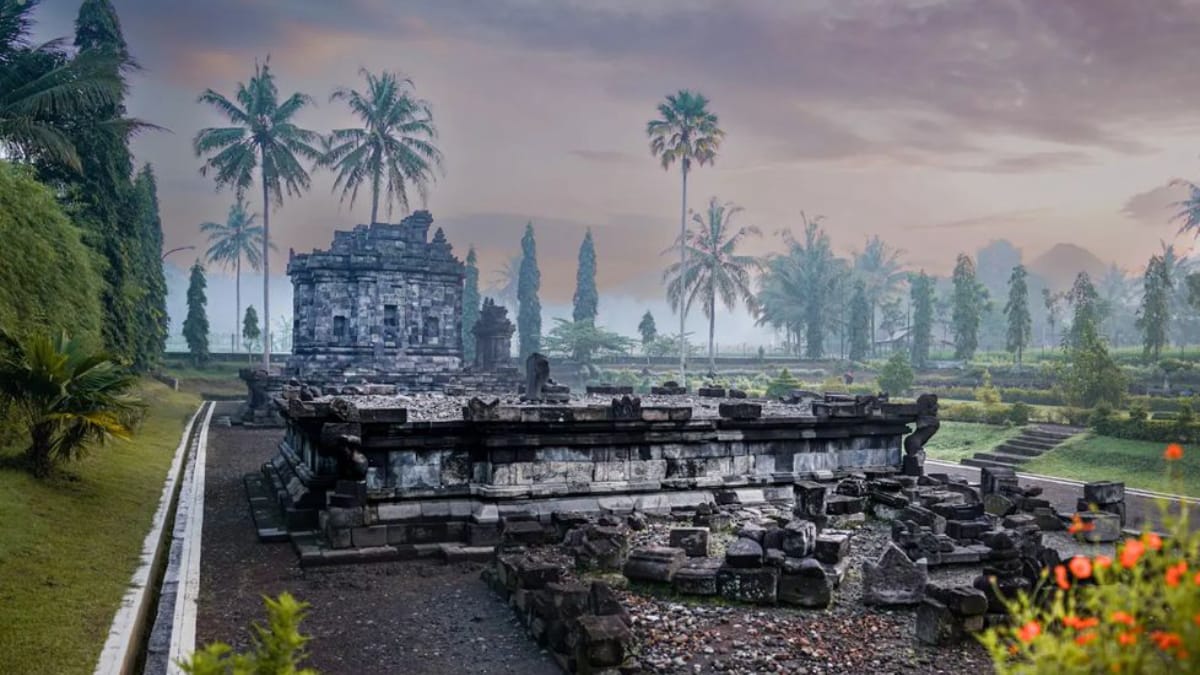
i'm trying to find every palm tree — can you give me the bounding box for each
[663,197,760,374]
[852,236,906,355]
[200,198,270,349]
[323,69,444,224]
[0,0,128,170]
[647,90,724,383]
[487,254,523,314]
[0,329,142,477]
[755,215,839,359]
[193,58,321,369]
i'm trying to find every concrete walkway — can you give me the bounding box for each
[927,459,1200,533]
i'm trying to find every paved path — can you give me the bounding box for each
[927,459,1200,533]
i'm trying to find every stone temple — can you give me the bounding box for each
[287,211,464,389]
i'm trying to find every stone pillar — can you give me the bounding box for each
[473,298,515,370]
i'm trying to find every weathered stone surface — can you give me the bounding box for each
[574,614,633,669]
[516,558,562,590]
[793,481,828,520]
[623,547,686,583]
[1083,480,1125,505]
[862,543,928,606]
[980,466,1018,496]
[725,537,765,568]
[673,557,723,596]
[778,557,832,608]
[780,519,818,558]
[1077,511,1122,543]
[945,519,990,541]
[716,566,779,605]
[983,493,1017,517]
[825,494,866,515]
[718,402,762,420]
[669,527,711,557]
[916,598,966,645]
[925,582,988,616]
[815,532,850,564]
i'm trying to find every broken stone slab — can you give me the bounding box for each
[765,548,787,567]
[945,518,990,541]
[1083,480,1125,505]
[716,565,779,605]
[900,504,947,534]
[1077,499,1127,526]
[916,597,983,645]
[793,481,828,520]
[925,582,988,616]
[574,614,633,670]
[1076,511,1122,543]
[780,519,818,558]
[932,502,984,521]
[669,527,711,557]
[980,466,1018,496]
[825,494,866,515]
[672,557,723,596]
[735,523,767,543]
[983,492,1018,517]
[515,558,563,590]
[815,532,850,565]
[725,537,765,568]
[1002,513,1038,530]
[1032,507,1065,531]
[623,546,687,583]
[718,402,762,420]
[862,543,928,606]
[699,386,727,398]
[828,512,867,529]
[778,557,832,608]
[870,490,910,509]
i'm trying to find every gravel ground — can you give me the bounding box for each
[616,517,993,674]
[196,402,557,675]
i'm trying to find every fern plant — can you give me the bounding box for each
[180,593,317,675]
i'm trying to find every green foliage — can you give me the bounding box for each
[201,197,265,343]
[130,165,168,370]
[542,318,633,363]
[323,68,442,224]
[645,334,695,358]
[848,282,870,362]
[909,271,934,369]
[975,369,1002,405]
[979,481,1199,673]
[517,223,541,360]
[1137,254,1171,362]
[877,350,914,396]
[765,368,801,399]
[1058,285,1127,409]
[183,262,209,366]
[1004,265,1032,365]
[242,306,260,354]
[462,247,480,363]
[1065,272,1102,350]
[757,214,839,359]
[638,311,657,347]
[0,329,142,477]
[179,593,317,675]
[853,235,906,357]
[1007,401,1032,425]
[573,229,598,324]
[0,162,103,348]
[951,253,988,360]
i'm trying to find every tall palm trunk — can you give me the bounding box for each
[235,254,241,355]
[370,167,381,224]
[679,164,688,385]
[708,292,716,375]
[261,172,271,370]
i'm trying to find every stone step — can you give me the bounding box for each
[1005,437,1057,452]
[971,451,1030,466]
[961,457,1022,471]
[995,442,1045,458]
[1023,427,1079,442]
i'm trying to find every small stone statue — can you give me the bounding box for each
[335,434,369,481]
[611,395,642,420]
[523,352,551,402]
[903,393,940,476]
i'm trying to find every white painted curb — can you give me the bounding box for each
[94,402,209,675]
[166,402,213,673]
[927,459,1200,505]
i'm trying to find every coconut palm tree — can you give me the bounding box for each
[647,90,724,383]
[0,329,142,477]
[324,68,443,224]
[200,198,271,348]
[0,0,129,170]
[852,236,906,355]
[193,58,321,369]
[663,197,760,374]
[487,254,522,314]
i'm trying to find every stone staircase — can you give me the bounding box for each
[960,424,1083,471]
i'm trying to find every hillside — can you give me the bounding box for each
[1028,243,1109,292]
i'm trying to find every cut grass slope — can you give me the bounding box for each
[1022,434,1200,498]
[923,421,1022,463]
[0,380,200,674]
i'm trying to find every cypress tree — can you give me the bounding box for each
[242,306,260,357]
[131,164,168,370]
[462,247,481,364]
[638,311,657,347]
[183,262,209,366]
[909,272,934,368]
[1137,255,1170,361]
[517,223,542,360]
[1004,265,1032,366]
[573,229,598,324]
[848,282,870,361]
[951,254,985,360]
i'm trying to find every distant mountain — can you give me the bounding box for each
[1027,243,1109,292]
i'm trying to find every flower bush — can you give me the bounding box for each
[978,444,1200,674]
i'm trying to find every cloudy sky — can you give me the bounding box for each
[30,0,1200,340]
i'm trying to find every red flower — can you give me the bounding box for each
[1142,531,1163,551]
[1165,443,1184,461]
[1152,631,1183,651]
[1166,561,1188,587]
[1069,556,1093,580]
[1055,564,1070,590]
[1017,620,1041,643]
[1075,631,1098,646]
[1111,611,1136,627]
[1121,539,1146,568]
[1068,513,1095,534]
[1095,555,1113,570]
[1119,631,1138,646]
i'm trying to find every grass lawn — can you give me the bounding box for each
[1023,434,1200,498]
[923,421,1022,463]
[163,360,245,398]
[0,379,201,674]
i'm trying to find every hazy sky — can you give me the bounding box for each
[30,0,1200,339]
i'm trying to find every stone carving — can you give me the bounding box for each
[610,395,642,420]
[286,211,465,386]
[903,393,940,476]
[334,433,369,480]
[464,397,502,421]
[473,298,515,370]
[521,352,570,403]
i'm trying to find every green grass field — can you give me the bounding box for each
[923,421,1022,463]
[162,360,245,398]
[0,380,201,674]
[1023,434,1200,498]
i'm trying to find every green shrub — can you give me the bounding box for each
[877,351,914,396]
[766,368,801,399]
[1007,402,1032,426]
[974,369,1002,405]
[179,593,316,674]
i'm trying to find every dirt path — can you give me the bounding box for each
[196,403,557,675]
